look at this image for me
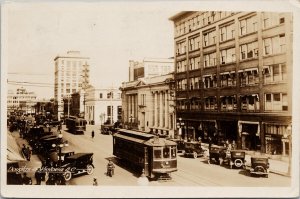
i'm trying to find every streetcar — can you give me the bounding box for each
[65,116,87,134]
[113,129,177,180]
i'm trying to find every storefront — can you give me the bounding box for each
[263,123,291,155]
[238,121,260,151]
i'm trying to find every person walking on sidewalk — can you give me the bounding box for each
[22,173,32,185]
[91,130,95,139]
[26,146,32,161]
[93,178,98,186]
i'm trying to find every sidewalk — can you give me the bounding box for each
[201,143,290,177]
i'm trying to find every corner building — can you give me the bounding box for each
[169,11,292,156]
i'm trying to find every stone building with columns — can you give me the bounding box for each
[121,73,176,138]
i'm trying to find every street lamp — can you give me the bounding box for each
[52,133,69,167]
[177,117,184,141]
[284,125,292,176]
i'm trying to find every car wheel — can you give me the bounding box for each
[63,171,72,181]
[86,164,94,175]
[193,152,197,159]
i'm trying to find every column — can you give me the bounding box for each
[159,91,163,128]
[164,91,169,128]
[154,92,158,127]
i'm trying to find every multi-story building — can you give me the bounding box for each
[7,87,37,114]
[129,58,174,81]
[169,11,292,156]
[54,51,90,120]
[121,58,176,137]
[84,85,122,125]
[121,73,176,138]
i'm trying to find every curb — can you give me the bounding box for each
[269,170,290,177]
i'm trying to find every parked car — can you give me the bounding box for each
[61,153,94,181]
[249,156,269,178]
[208,145,226,165]
[184,141,205,158]
[220,150,246,169]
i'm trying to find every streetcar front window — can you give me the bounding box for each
[171,147,176,158]
[154,149,162,159]
[163,147,170,158]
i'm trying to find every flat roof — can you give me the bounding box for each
[169,11,196,21]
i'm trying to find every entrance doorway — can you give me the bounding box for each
[241,123,260,150]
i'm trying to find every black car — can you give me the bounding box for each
[208,145,226,165]
[249,156,269,178]
[220,150,246,169]
[101,124,115,135]
[61,153,94,181]
[184,141,205,158]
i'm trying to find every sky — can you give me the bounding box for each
[4,2,177,100]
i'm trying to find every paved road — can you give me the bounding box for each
[60,129,290,187]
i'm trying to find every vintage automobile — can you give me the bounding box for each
[101,124,115,135]
[220,150,246,169]
[249,156,269,178]
[61,153,94,181]
[208,145,226,165]
[184,141,205,158]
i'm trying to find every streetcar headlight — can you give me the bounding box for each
[166,161,169,165]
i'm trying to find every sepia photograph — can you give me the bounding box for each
[1,0,299,198]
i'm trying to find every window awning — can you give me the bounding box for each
[220,72,230,76]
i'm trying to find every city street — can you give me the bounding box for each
[58,127,291,187]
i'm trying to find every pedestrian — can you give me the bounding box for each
[22,173,32,185]
[46,173,56,185]
[91,130,95,139]
[107,160,115,177]
[21,144,27,159]
[26,146,32,161]
[35,169,42,185]
[93,178,98,186]
[232,140,237,150]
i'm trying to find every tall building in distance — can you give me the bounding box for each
[169,11,292,156]
[7,87,37,114]
[54,51,90,120]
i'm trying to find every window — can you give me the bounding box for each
[176,41,186,55]
[99,93,103,98]
[240,94,260,111]
[177,60,187,73]
[240,41,258,60]
[263,34,286,55]
[263,12,281,29]
[239,68,259,86]
[189,77,200,90]
[220,72,236,87]
[239,15,258,36]
[263,63,287,83]
[189,36,200,51]
[177,79,187,91]
[203,30,216,47]
[221,47,236,64]
[163,147,170,158]
[154,148,162,159]
[203,75,217,88]
[140,94,146,106]
[220,96,237,111]
[204,97,217,111]
[220,23,235,42]
[204,52,216,67]
[265,93,288,111]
